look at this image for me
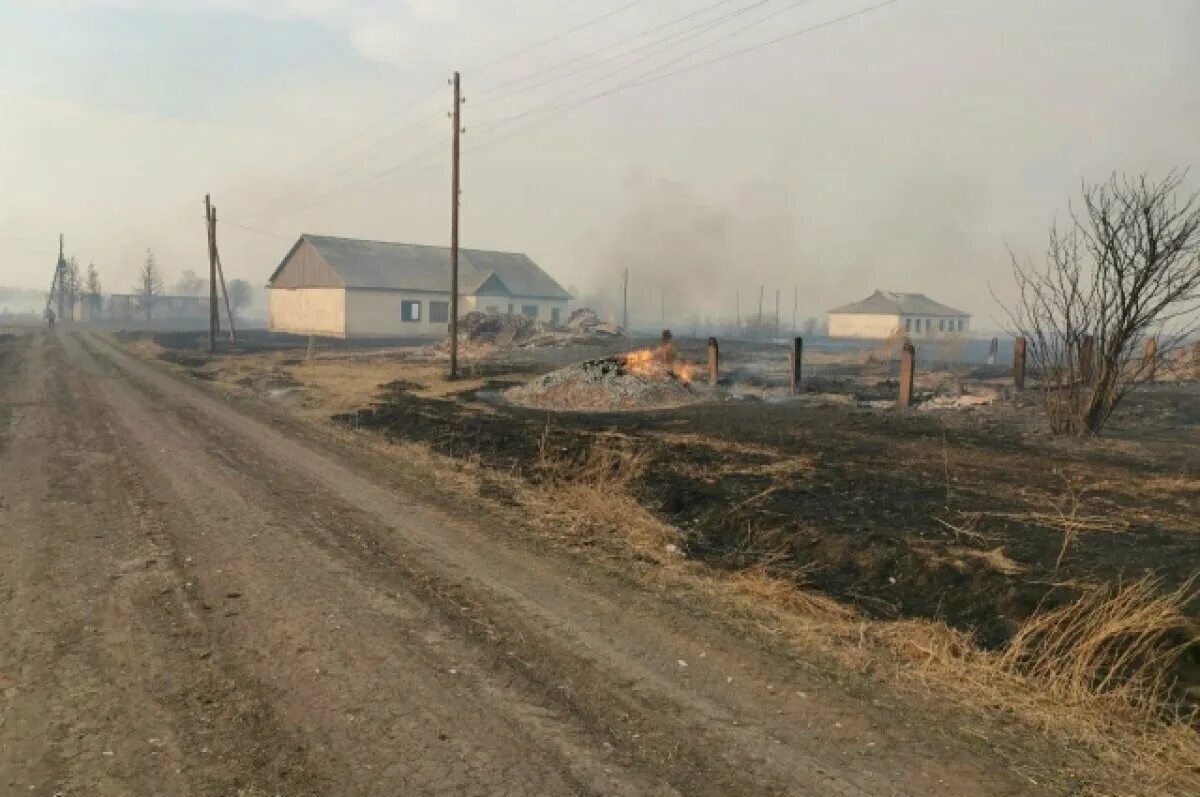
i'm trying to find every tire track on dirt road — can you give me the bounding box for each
[0,331,323,795]
[74,329,1049,796]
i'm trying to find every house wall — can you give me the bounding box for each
[345,291,568,337]
[898,314,970,337]
[345,289,451,337]
[269,287,347,337]
[830,313,971,339]
[829,313,902,338]
[271,240,343,288]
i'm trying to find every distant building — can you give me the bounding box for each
[266,234,571,338]
[828,290,970,339]
[107,293,207,323]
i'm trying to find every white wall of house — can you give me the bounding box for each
[830,312,970,339]
[461,295,568,324]
[269,287,347,337]
[345,289,452,337]
[829,313,902,338]
[272,288,570,338]
[899,314,970,337]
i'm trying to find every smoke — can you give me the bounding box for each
[573,177,809,332]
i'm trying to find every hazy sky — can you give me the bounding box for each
[1,0,1197,326]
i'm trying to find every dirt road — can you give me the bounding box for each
[0,330,1042,795]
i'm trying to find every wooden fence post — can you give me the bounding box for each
[707,337,719,385]
[898,340,915,408]
[661,329,675,365]
[790,336,803,395]
[1013,336,1026,391]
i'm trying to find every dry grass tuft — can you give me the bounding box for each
[530,433,680,563]
[998,577,1198,724]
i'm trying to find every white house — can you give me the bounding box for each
[828,290,970,339]
[267,234,571,338]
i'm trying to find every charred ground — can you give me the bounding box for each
[131,330,1200,691]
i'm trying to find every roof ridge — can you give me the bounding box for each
[302,233,528,257]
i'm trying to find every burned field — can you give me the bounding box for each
[332,345,1199,663]
[133,329,1200,703]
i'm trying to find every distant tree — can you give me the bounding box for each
[174,269,205,296]
[85,263,102,297]
[135,248,165,320]
[999,171,1200,435]
[227,279,253,321]
[65,256,81,320]
[85,263,102,318]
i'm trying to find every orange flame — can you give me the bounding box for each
[620,348,696,385]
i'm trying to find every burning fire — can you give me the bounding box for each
[620,347,697,385]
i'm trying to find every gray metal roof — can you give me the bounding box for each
[270,234,571,300]
[828,290,968,317]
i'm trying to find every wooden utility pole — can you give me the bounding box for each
[774,289,780,338]
[791,337,803,395]
[622,268,628,333]
[206,194,218,353]
[211,205,237,344]
[56,234,68,321]
[449,71,462,379]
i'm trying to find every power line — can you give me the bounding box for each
[470,0,898,154]
[472,0,788,131]
[471,0,761,110]
[273,140,450,216]
[471,0,742,100]
[255,106,445,213]
[473,0,655,71]
[219,219,293,239]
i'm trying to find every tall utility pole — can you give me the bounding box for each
[621,268,628,333]
[448,71,462,379]
[211,204,237,345]
[56,234,68,321]
[774,289,780,338]
[206,194,218,353]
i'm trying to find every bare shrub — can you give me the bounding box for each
[999,171,1200,435]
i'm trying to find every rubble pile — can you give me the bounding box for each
[431,307,625,355]
[505,354,698,411]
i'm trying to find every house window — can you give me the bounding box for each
[904,318,911,332]
[485,305,499,315]
[401,300,421,322]
[958,319,965,332]
[429,301,449,323]
[507,303,514,314]
[551,307,561,325]
[521,304,538,319]
[939,319,945,332]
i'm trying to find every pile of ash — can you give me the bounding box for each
[505,353,700,410]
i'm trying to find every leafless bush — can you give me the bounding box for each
[999,171,1200,434]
